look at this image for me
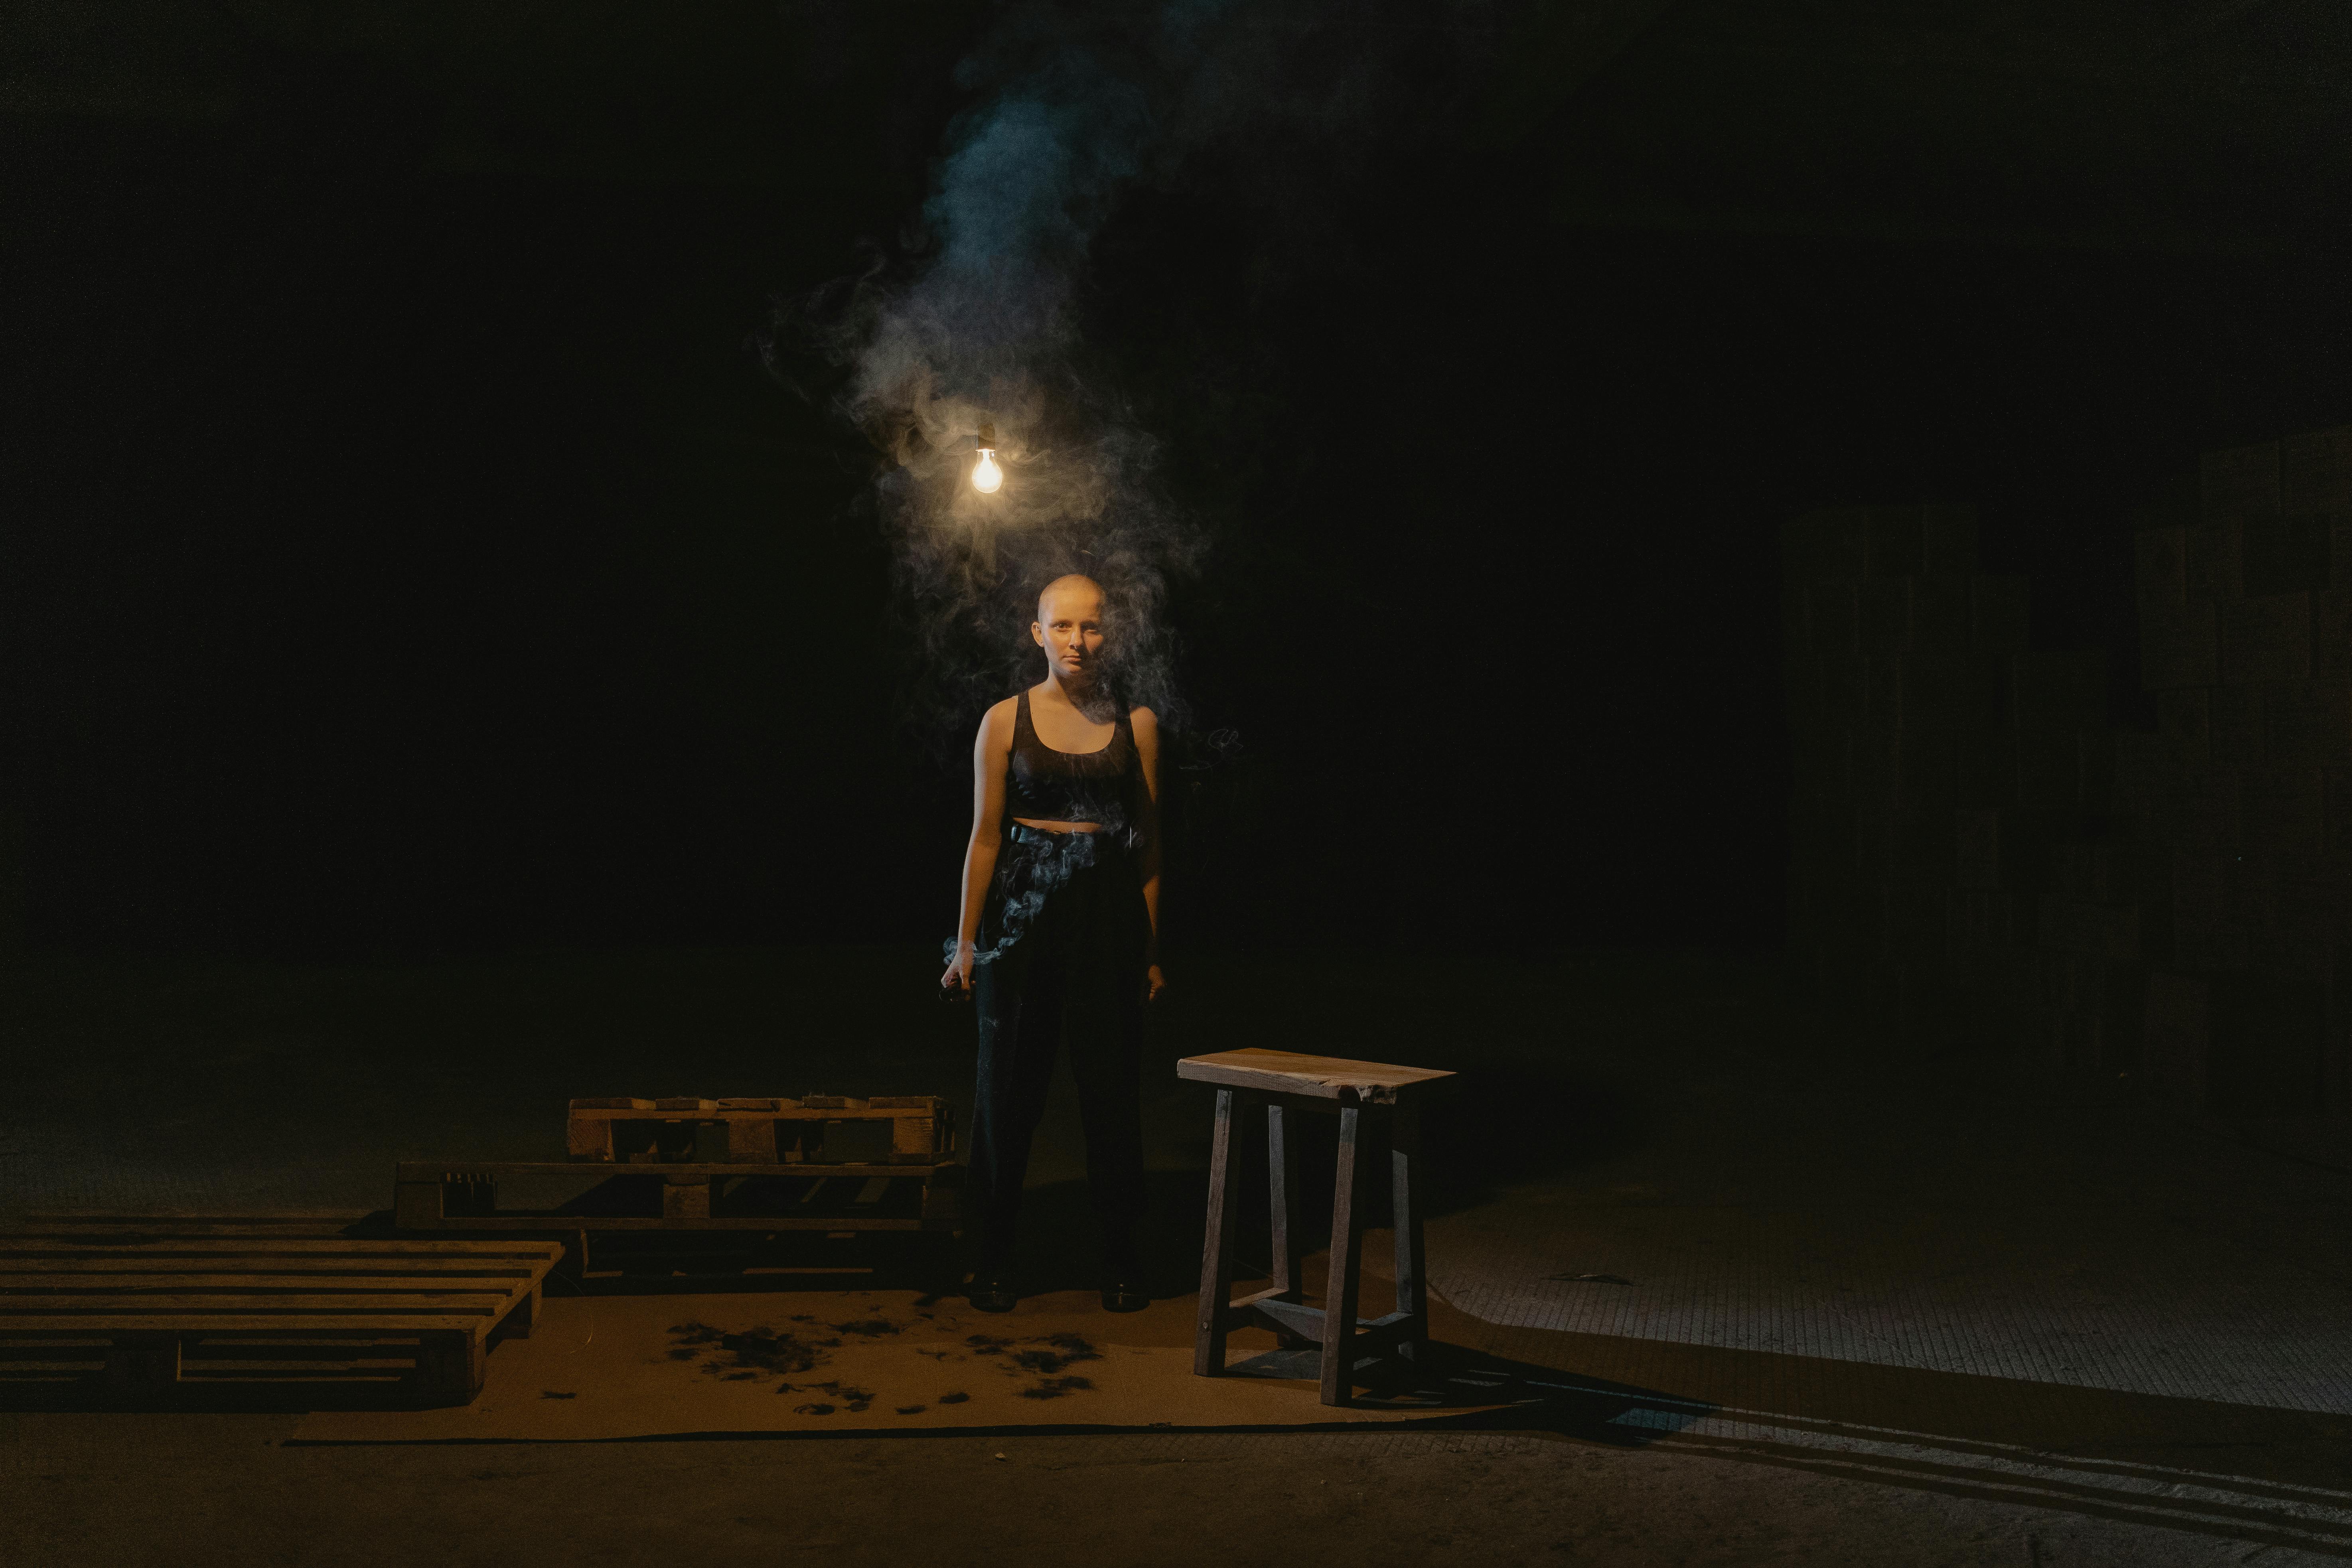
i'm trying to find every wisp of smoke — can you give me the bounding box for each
[780,6,1228,752]
[771,0,1503,756]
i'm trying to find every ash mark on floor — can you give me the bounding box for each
[668,1320,841,1380]
[779,1379,874,1412]
[662,1315,1101,1408]
[1013,1333,1099,1376]
[967,1331,1103,1397]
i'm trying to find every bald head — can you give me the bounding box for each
[1038,574,1103,621]
[1032,574,1108,684]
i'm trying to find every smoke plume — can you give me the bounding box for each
[772,0,1511,753]
[777,4,1234,749]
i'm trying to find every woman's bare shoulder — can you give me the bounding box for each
[1128,704,1159,735]
[975,697,1018,748]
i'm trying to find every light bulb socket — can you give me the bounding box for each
[975,420,997,449]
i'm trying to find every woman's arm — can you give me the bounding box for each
[1131,706,1166,1002]
[943,700,1016,995]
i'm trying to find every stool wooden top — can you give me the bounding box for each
[1176,1048,1454,1104]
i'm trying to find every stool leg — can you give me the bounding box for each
[1194,1088,1242,1376]
[1391,1101,1427,1376]
[1320,1102,1364,1406]
[1268,1103,1302,1304]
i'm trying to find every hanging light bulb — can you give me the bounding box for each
[972,419,1003,493]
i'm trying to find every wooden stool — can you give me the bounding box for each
[1179,1048,1455,1406]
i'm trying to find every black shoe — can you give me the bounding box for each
[968,1272,1018,1314]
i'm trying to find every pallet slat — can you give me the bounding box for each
[45,1340,427,1355]
[398,1161,948,1178]
[0,1261,544,1278]
[564,1097,945,1118]
[2,1333,424,1350]
[0,1274,546,1292]
[404,1215,929,1232]
[564,1096,953,1164]
[392,1160,961,1235]
[0,1239,562,1256]
[0,1313,501,1332]
[0,1225,557,1406]
[1,1294,516,1314]
[10,1222,367,1232]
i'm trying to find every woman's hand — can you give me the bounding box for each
[941,942,974,998]
[1145,964,1167,1004]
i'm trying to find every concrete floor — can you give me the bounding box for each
[5,946,2351,1565]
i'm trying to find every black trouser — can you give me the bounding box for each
[969,826,1148,1273]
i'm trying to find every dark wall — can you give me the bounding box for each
[9,10,2352,958]
[1780,428,2352,1118]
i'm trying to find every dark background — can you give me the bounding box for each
[8,0,2352,959]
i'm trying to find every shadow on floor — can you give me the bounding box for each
[1464,1320,2352,1560]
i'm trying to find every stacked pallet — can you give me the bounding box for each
[1782,505,2120,1059]
[0,1217,558,1407]
[564,1095,952,1165]
[2125,428,2352,1116]
[394,1094,963,1255]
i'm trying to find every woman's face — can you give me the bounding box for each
[1032,584,1106,682]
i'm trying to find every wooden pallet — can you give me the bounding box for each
[0,1217,560,1406]
[394,1160,964,1235]
[565,1096,953,1165]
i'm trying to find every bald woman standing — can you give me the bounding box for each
[941,574,1166,1314]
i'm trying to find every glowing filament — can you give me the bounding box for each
[972,448,1003,493]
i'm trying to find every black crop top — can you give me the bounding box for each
[1006,689,1138,830]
